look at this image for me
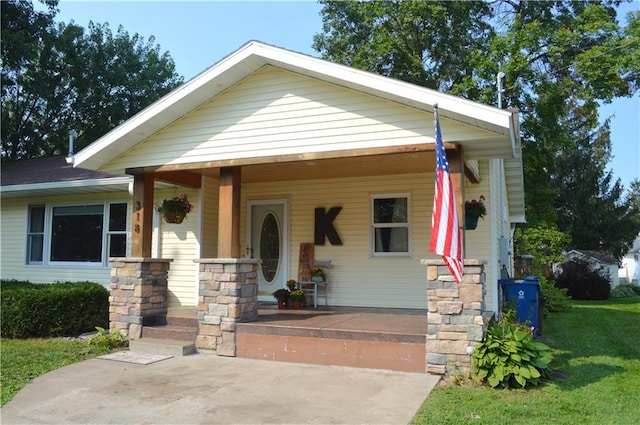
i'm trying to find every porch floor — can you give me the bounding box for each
[236,304,428,372]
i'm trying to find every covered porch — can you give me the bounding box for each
[110,257,486,375]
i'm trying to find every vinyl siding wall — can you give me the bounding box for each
[465,160,496,312]
[100,66,493,173]
[155,187,201,306]
[240,172,436,309]
[0,192,130,285]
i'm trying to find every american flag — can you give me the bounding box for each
[429,107,463,283]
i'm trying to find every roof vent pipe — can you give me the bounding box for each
[65,130,75,164]
[497,72,505,109]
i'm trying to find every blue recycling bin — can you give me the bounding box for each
[500,276,541,334]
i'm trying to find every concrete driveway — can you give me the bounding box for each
[1,352,440,424]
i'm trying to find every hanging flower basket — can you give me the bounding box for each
[158,194,193,224]
[464,196,486,230]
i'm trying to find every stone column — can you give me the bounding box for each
[422,259,487,375]
[108,258,173,339]
[194,258,260,356]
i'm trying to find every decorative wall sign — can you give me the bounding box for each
[297,242,314,282]
[314,207,343,245]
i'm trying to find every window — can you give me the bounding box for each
[371,194,410,257]
[27,202,127,265]
[27,205,45,264]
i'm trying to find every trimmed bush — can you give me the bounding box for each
[555,259,611,300]
[1,281,109,338]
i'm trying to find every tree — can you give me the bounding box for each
[313,0,640,257]
[1,0,183,160]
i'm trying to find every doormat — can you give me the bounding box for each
[98,351,173,365]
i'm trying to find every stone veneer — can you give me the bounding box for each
[109,258,173,338]
[422,259,488,375]
[194,258,260,356]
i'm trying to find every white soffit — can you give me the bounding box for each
[74,41,518,171]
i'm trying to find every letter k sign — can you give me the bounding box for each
[314,207,343,245]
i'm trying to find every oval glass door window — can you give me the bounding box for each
[259,211,280,284]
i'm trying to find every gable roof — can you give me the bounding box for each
[71,41,524,219]
[567,249,620,265]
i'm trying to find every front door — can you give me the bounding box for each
[249,200,289,301]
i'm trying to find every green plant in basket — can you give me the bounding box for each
[157,194,193,214]
[465,196,486,219]
[472,309,553,388]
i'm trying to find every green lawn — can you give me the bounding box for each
[411,297,640,425]
[0,338,117,406]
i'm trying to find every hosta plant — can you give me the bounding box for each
[472,311,553,388]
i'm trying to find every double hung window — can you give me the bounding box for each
[371,194,410,257]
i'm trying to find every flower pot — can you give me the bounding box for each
[164,211,185,224]
[465,215,479,230]
[277,300,288,310]
[291,301,304,309]
[312,276,324,283]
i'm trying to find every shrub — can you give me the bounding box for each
[555,259,611,300]
[610,283,640,298]
[1,281,109,338]
[86,327,128,351]
[540,276,572,312]
[472,310,553,388]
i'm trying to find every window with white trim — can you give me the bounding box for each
[371,194,410,257]
[26,202,127,265]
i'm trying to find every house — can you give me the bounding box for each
[0,156,132,285]
[619,234,640,284]
[1,41,525,374]
[565,249,621,287]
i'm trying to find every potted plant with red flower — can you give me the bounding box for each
[464,196,486,230]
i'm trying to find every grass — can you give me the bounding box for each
[0,337,118,406]
[411,297,640,425]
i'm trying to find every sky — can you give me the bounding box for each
[44,0,639,190]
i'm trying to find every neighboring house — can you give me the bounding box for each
[619,234,640,284]
[565,249,621,287]
[1,40,525,315]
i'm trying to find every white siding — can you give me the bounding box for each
[155,188,200,306]
[101,66,495,172]
[240,172,435,309]
[0,193,130,286]
[465,160,497,312]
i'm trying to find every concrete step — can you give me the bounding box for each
[141,324,197,341]
[129,338,197,357]
[166,315,198,328]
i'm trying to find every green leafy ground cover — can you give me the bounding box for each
[412,297,640,425]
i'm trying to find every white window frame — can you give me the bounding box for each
[370,193,411,258]
[26,200,128,267]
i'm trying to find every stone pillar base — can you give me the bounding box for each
[422,259,487,375]
[108,257,173,339]
[195,258,260,356]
